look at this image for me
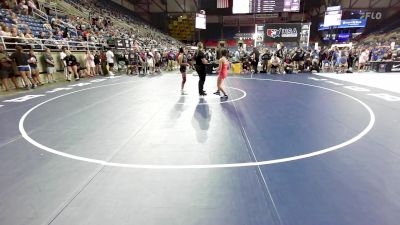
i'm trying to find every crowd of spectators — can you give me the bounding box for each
[227,43,400,74]
[0,0,182,51]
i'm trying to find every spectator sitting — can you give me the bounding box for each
[337,52,348,74]
[17,2,29,15]
[241,58,251,74]
[24,27,35,40]
[0,24,11,37]
[0,0,11,9]
[10,12,19,23]
[43,22,52,30]
[39,31,47,40]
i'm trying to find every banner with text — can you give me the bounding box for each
[264,23,302,42]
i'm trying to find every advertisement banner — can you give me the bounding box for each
[318,19,367,30]
[264,23,302,42]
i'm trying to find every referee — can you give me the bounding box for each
[194,42,208,96]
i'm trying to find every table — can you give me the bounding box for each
[370,61,400,72]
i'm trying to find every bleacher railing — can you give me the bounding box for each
[32,7,49,23]
[58,20,78,36]
[0,36,102,51]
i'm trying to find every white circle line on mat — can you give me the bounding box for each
[19,77,375,169]
[174,86,247,105]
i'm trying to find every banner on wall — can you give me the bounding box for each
[264,23,302,42]
[318,19,367,30]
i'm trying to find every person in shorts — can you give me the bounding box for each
[94,50,102,76]
[10,45,36,89]
[106,48,115,76]
[60,47,68,79]
[64,50,79,81]
[43,47,56,83]
[28,49,43,86]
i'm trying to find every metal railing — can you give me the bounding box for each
[58,20,78,36]
[32,7,48,23]
[0,36,102,51]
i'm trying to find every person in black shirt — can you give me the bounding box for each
[94,50,102,76]
[261,49,271,72]
[10,45,36,89]
[251,47,260,73]
[64,50,79,81]
[194,42,208,96]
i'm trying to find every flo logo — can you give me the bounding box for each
[266,29,281,38]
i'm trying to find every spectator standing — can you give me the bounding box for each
[28,49,42,86]
[85,49,95,77]
[94,50,102,76]
[167,49,175,71]
[60,47,68,80]
[64,50,79,81]
[43,48,56,83]
[106,48,115,76]
[251,47,260,73]
[10,45,36,89]
[0,44,15,91]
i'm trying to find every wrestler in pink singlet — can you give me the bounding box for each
[219,62,228,79]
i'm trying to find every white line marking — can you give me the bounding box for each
[367,93,400,102]
[230,91,283,224]
[344,86,371,92]
[324,81,344,86]
[4,95,45,103]
[175,87,247,105]
[19,77,376,169]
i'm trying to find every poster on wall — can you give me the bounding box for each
[264,23,302,42]
[299,23,311,49]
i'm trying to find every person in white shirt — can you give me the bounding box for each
[234,50,240,62]
[106,49,115,76]
[60,47,68,80]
